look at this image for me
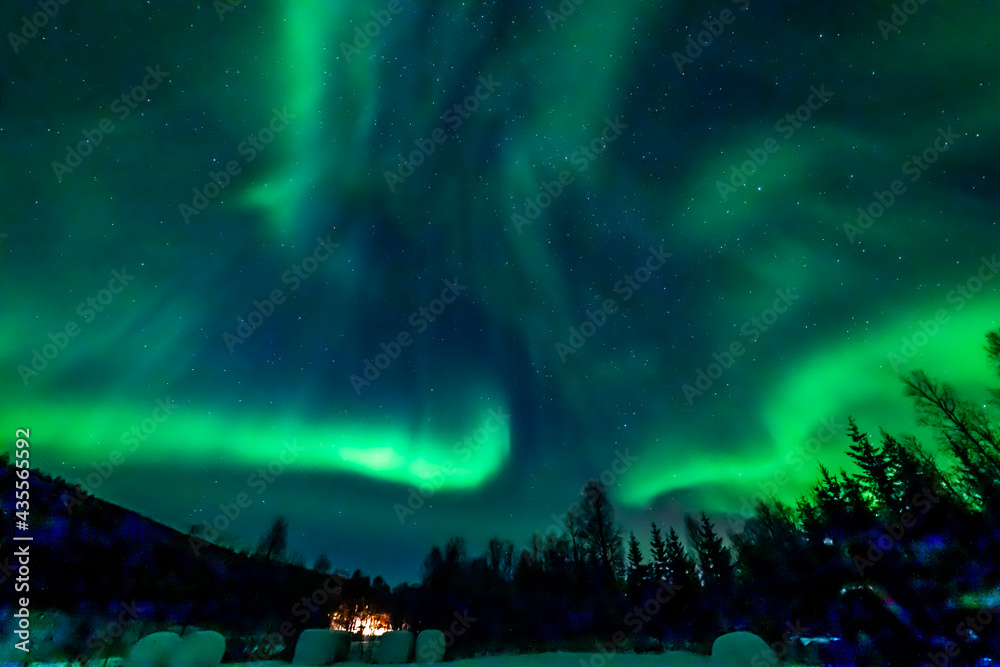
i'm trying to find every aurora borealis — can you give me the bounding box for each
[2,0,998,583]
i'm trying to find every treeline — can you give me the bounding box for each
[383,329,1000,664]
[4,330,999,664]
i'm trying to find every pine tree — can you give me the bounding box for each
[879,430,933,508]
[625,532,647,601]
[627,532,644,576]
[649,521,668,581]
[810,464,874,541]
[683,514,734,639]
[686,513,733,592]
[839,470,872,524]
[663,527,697,589]
[813,464,845,525]
[845,417,897,511]
[658,526,698,642]
[796,497,823,542]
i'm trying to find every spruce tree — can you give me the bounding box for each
[839,470,873,525]
[626,532,647,601]
[880,430,931,509]
[663,527,697,589]
[688,513,733,592]
[627,531,644,577]
[845,417,897,511]
[814,464,845,525]
[649,521,668,581]
[660,527,698,643]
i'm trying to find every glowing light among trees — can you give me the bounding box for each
[330,604,391,636]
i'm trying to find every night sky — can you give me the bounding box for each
[3,1,998,584]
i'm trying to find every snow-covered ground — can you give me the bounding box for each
[332,654,713,666]
[16,652,816,666]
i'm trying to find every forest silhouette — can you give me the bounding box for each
[3,329,999,664]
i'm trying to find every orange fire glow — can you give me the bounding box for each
[330,605,391,636]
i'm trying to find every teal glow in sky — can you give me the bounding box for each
[2,0,998,582]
